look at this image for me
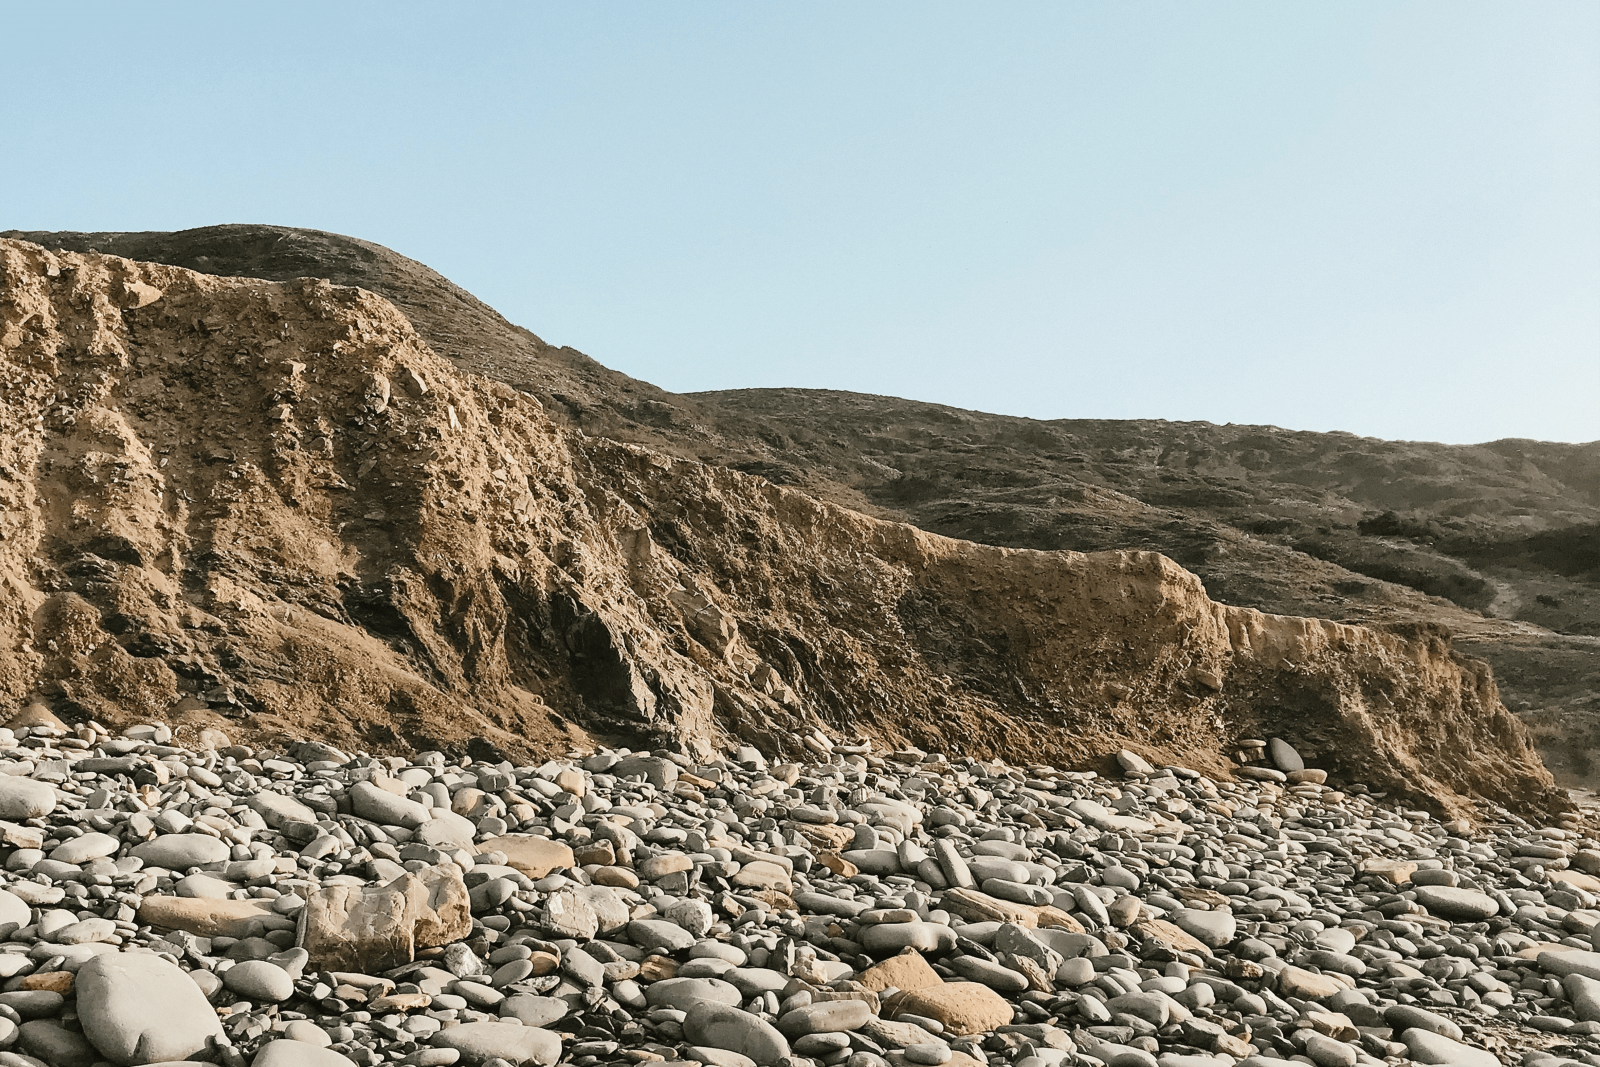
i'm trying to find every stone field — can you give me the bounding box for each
[0,712,1597,1067]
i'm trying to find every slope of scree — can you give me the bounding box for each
[9,225,1597,786]
[0,238,1565,820]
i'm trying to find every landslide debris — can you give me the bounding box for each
[0,238,1565,819]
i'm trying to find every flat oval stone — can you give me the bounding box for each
[979,879,1052,906]
[628,918,697,953]
[1275,965,1343,1000]
[0,991,65,1019]
[0,890,30,929]
[254,1039,359,1066]
[793,892,870,919]
[891,983,1013,1037]
[1303,1033,1356,1067]
[348,781,430,829]
[968,857,1031,885]
[1303,950,1365,977]
[138,896,279,938]
[247,792,318,828]
[678,958,737,979]
[645,977,743,1011]
[415,811,478,850]
[1057,957,1095,986]
[777,999,875,1036]
[1267,738,1304,773]
[1398,1028,1499,1067]
[947,956,1029,994]
[724,967,790,997]
[49,833,119,865]
[18,1019,96,1067]
[1172,908,1236,948]
[684,1001,791,1065]
[176,874,233,899]
[224,960,294,1002]
[1383,1005,1462,1041]
[1413,886,1498,922]
[498,994,568,1028]
[841,850,902,876]
[1106,991,1170,1027]
[859,921,955,957]
[429,1021,561,1066]
[131,834,231,869]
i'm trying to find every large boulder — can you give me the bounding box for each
[429,1021,561,1065]
[76,951,224,1065]
[301,863,470,972]
[0,776,56,820]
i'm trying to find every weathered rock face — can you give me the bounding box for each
[300,863,470,972]
[0,239,1563,816]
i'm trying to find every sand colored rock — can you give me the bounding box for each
[138,896,282,938]
[480,836,575,879]
[890,982,1015,1036]
[859,951,943,994]
[300,864,469,972]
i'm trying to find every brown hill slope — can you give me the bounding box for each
[682,390,1600,783]
[0,237,1563,818]
[0,225,714,454]
[10,224,1595,784]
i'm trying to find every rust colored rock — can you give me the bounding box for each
[859,951,942,994]
[890,981,1014,1036]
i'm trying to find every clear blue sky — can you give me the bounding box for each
[5,3,1596,444]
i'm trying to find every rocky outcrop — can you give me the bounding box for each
[0,239,1563,817]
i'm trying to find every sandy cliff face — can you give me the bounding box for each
[0,239,1562,818]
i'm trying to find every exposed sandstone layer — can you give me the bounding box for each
[0,239,1562,818]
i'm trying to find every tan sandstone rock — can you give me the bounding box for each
[479,835,575,879]
[889,981,1014,1036]
[301,863,470,972]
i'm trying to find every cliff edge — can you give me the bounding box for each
[0,239,1563,818]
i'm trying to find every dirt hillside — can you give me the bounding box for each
[9,225,1593,787]
[0,237,1565,820]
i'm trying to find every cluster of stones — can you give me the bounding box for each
[1,714,1600,1067]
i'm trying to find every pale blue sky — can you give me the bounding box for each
[5,3,1596,443]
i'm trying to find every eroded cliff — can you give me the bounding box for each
[0,239,1563,818]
